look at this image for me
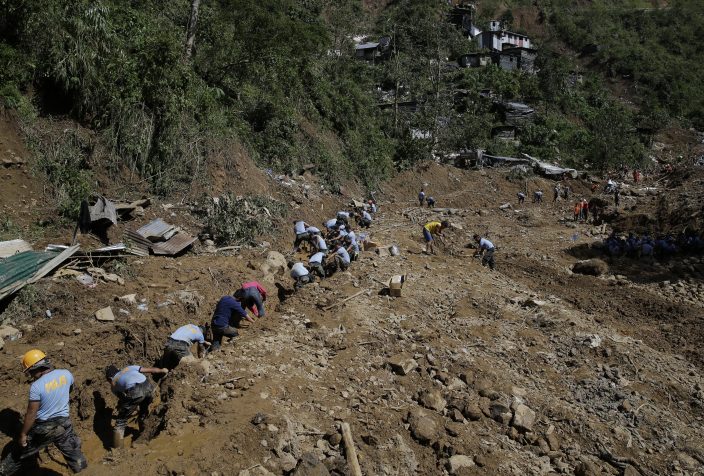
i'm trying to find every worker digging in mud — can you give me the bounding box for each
[336,210,351,228]
[104,364,168,448]
[426,196,436,208]
[235,281,267,319]
[210,295,249,352]
[418,188,426,206]
[160,324,210,370]
[331,243,351,272]
[345,231,360,261]
[368,199,377,214]
[553,184,561,203]
[0,350,87,475]
[473,234,496,270]
[358,209,373,228]
[533,190,543,204]
[292,220,311,252]
[288,261,314,289]
[517,192,526,204]
[422,220,449,255]
[308,251,326,278]
[310,232,329,254]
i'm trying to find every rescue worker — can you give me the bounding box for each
[210,295,249,351]
[160,324,210,370]
[517,192,526,204]
[105,364,168,448]
[235,281,267,319]
[368,200,377,214]
[308,251,326,278]
[0,350,87,475]
[292,220,311,252]
[422,220,448,255]
[332,243,351,272]
[473,234,496,270]
[533,190,543,204]
[336,210,351,228]
[345,232,360,262]
[418,188,425,206]
[288,261,314,289]
[553,184,561,203]
[358,209,372,229]
[426,196,436,208]
[310,233,328,254]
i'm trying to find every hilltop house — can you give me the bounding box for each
[354,36,392,61]
[476,21,531,51]
[494,46,537,73]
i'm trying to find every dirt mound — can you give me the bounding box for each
[572,259,609,276]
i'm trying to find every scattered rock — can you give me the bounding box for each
[489,403,512,425]
[408,409,438,445]
[0,337,4,351]
[0,325,21,341]
[447,454,475,474]
[511,404,536,432]
[418,389,446,413]
[388,354,418,376]
[462,403,482,421]
[291,452,330,476]
[94,307,115,322]
[572,259,608,276]
[238,466,275,476]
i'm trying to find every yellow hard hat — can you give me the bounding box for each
[22,349,46,372]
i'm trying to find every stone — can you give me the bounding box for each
[450,409,464,422]
[327,432,341,447]
[447,455,475,474]
[462,403,482,421]
[94,307,115,322]
[238,467,276,476]
[408,410,437,445]
[474,454,488,468]
[574,462,600,476]
[623,465,640,476]
[447,377,466,391]
[0,337,3,351]
[489,403,512,425]
[511,404,536,432]
[73,328,82,335]
[388,355,418,376]
[117,294,137,305]
[277,452,298,472]
[0,325,21,341]
[418,390,446,413]
[619,400,633,412]
[260,251,288,276]
[445,422,463,437]
[291,452,330,476]
[546,432,560,452]
[572,259,608,276]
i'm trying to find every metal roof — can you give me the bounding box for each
[136,218,175,241]
[151,232,197,256]
[0,246,79,300]
[355,42,379,50]
[0,239,32,258]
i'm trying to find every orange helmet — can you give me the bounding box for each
[22,349,46,372]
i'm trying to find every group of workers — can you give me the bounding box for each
[603,230,704,260]
[0,278,271,476]
[288,200,378,289]
[418,188,436,208]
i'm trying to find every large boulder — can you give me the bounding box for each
[572,259,608,276]
[260,251,288,276]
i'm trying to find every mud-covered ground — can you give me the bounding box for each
[1,154,704,475]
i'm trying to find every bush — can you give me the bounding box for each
[200,194,287,246]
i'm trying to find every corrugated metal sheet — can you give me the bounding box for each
[124,230,151,256]
[0,245,79,300]
[0,239,32,258]
[151,233,197,256]
[137,219,175,241]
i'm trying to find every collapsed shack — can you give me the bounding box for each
[457,150,578,178]
[0,246,80,301]
[75,196,151,245]
[495,101,535,126]
[125,218,197,257]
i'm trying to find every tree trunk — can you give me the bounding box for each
[184,0,201,60]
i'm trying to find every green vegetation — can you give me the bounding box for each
[200,194,287,246]
[0,0,700,208]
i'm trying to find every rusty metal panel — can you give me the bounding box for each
[124,230,151,256]
[0,245,79,300]
[151,233,197,256]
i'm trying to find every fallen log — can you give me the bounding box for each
[322,290,365,311]
[339,421,363,476]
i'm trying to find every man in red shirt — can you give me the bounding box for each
[235,281,267,318]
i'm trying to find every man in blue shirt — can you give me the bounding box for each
[0,349,87,475]
[418,188,425,206]
[473,234,496,270]
[210,296,249,351]
[105,364,168,448]
[160,324,210,369]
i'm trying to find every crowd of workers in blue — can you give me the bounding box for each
[603,230,704,259]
